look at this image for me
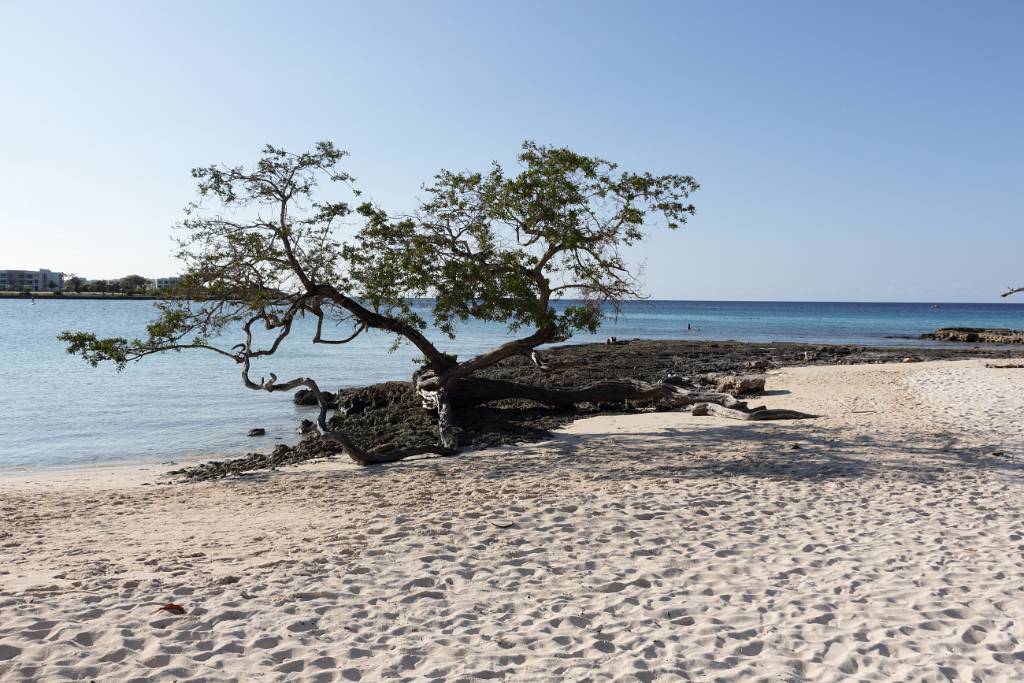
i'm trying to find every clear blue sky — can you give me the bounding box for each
[1,1,1021,302]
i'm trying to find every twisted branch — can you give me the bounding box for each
[237,313,455,466]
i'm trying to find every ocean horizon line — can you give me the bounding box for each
[4,294,1023,307]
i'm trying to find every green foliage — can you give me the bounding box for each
[59,142,364,368]
[58,332,134,369]
[172,142,357,308]
[81,279,109,293]
[60,141,698,384]
[346,141,698,341]
[120,274,150,292]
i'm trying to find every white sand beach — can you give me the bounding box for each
[2,358,1023,682]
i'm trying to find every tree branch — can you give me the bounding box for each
[432,324,561,389]
[313,284,452,370]
[238,361,455,466]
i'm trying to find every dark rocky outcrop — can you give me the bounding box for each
[168,339,1021,481]
[293,388,337,407]
[920,328,1024,344]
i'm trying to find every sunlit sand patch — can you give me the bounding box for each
[1,359,1023,681]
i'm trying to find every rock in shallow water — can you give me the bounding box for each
[292,389,337,407]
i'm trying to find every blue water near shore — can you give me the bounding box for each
[2,298,1022,470]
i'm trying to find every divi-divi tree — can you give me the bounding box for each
[62,142,805,465]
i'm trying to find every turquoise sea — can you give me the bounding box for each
[2,299,1022,470]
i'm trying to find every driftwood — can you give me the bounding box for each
[986,363,1024,369]
[447,377,749,410]
[691,402,816,421]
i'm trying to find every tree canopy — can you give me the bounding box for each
[119,274,150,291]
[349,141,697,343]
[61,141,713,464]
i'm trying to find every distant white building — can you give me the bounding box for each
[0,269,65,291]
[151,277,181,291]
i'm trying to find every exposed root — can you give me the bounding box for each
[243,364,456,467]
[691,402,816,421]
[243,352,812,467]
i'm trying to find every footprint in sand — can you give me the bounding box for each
[961,625,988,645]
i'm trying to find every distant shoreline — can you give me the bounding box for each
[0,291,165,300]
[2,292,1023,305]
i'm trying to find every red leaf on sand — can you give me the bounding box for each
[156,603,186,615]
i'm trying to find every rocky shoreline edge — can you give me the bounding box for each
[919,327,1024,344]
[168,339,1021,481]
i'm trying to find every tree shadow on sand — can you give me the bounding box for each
[518,421,1024,484]
[218,417,1024,489]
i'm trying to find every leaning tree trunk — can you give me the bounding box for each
[270,369,814,468]
[691,402,815,421]
[328,374,813,466]
[442,376,752,411]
